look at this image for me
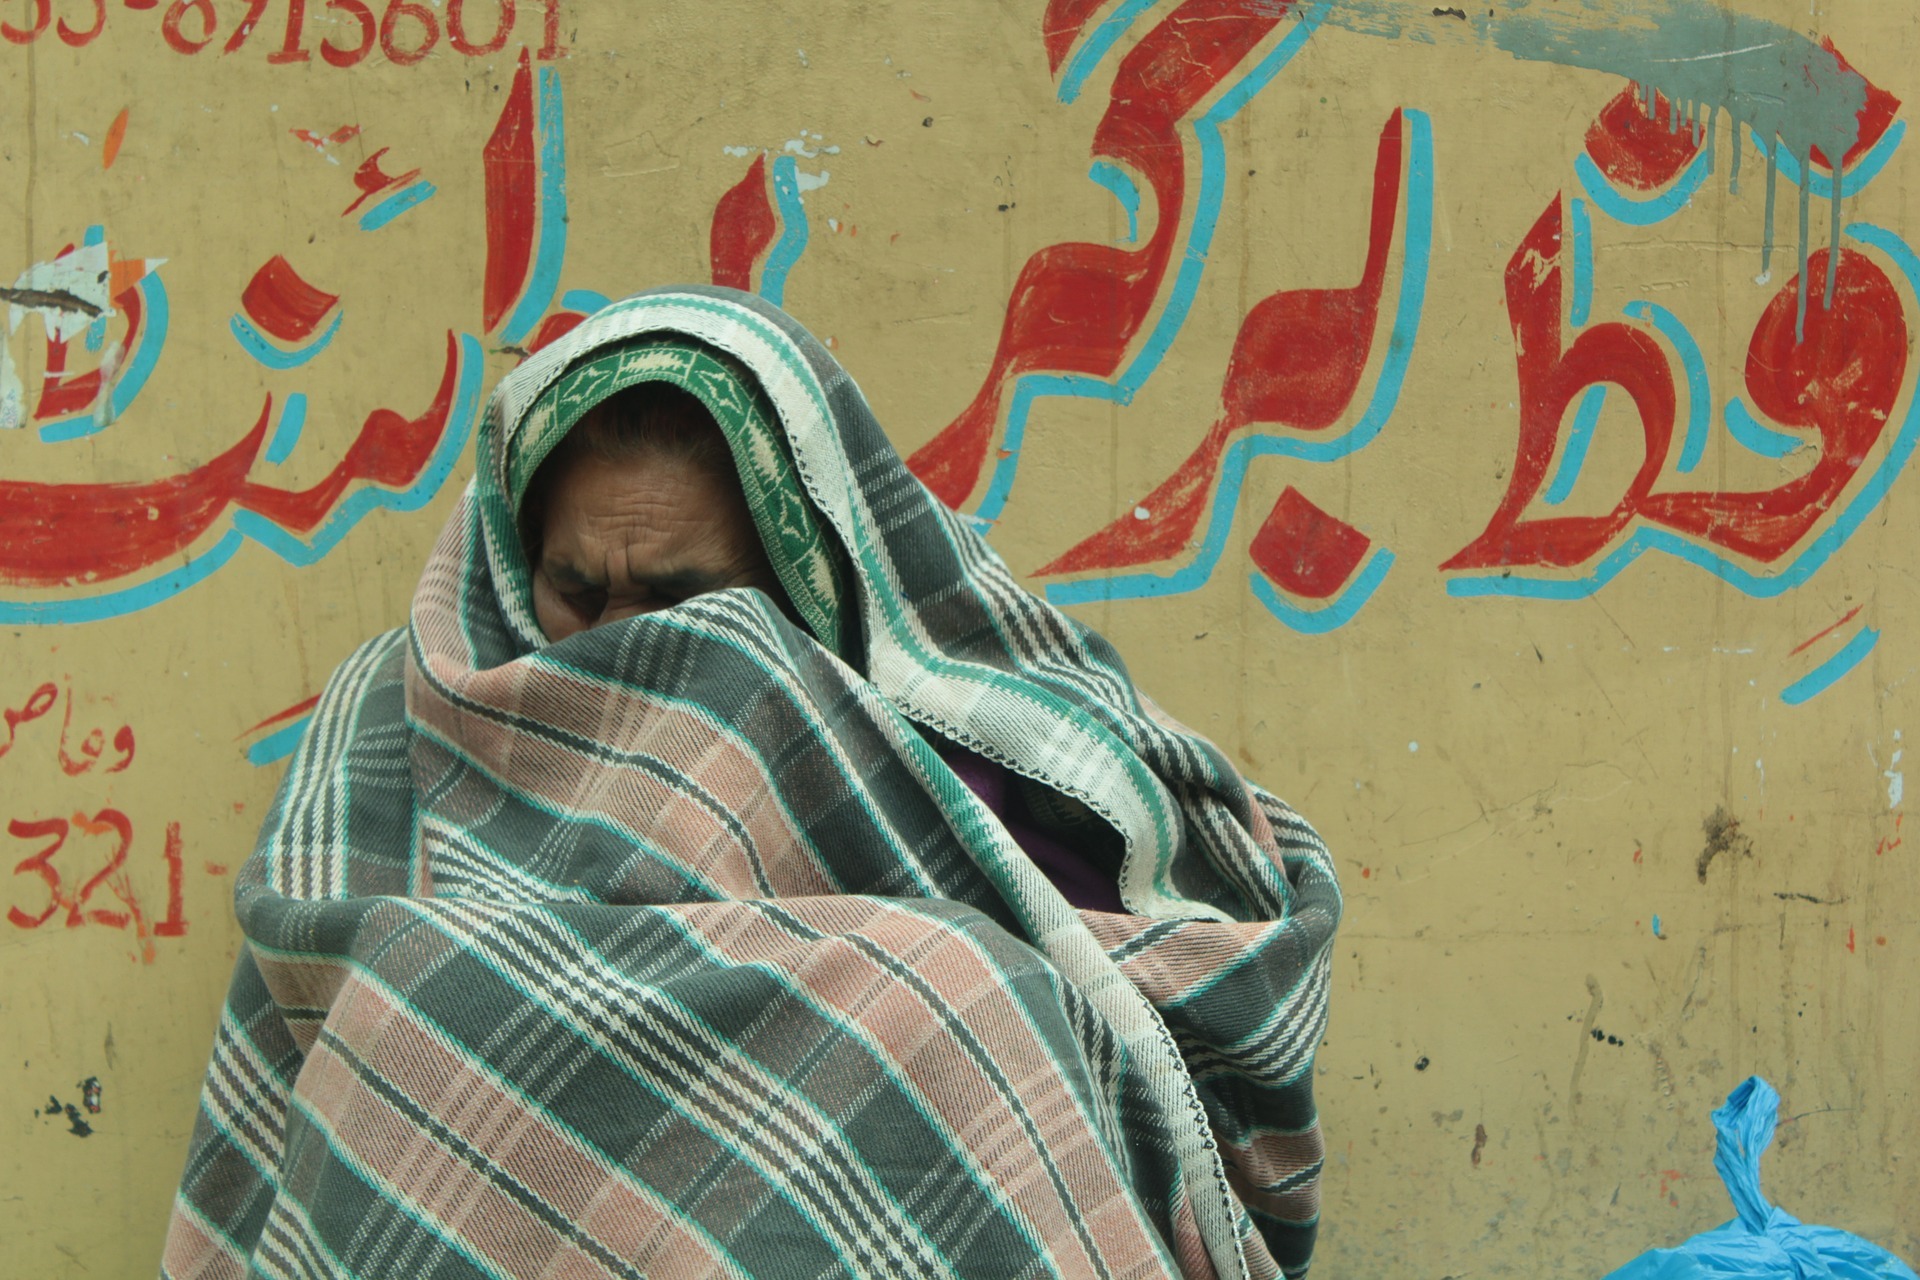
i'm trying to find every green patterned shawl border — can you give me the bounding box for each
[502,338,845,656]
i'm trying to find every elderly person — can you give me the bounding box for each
[162,287,1342,1280]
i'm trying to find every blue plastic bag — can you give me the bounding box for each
[1607,1077,1917,1279]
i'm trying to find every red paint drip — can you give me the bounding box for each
[1248,487,1372,600]
[482,51,537,334]
[240,255,339,344]
[1847,927,1857,953]
[709,153,778,292]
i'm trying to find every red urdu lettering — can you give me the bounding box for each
[1442,198,1678,571]
[0,683,58,760]
[1636,249,1908,559]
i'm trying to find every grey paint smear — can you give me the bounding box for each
[1298,0,1871,331]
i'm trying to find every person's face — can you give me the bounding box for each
[528,445,781,642]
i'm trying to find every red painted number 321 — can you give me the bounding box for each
[8,810,186,939]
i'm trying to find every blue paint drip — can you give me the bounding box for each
[229,308,344,372]
[1651,914,1663,938]
[975,9,1338,526]
[499,68,569,346]
[1088,160,1142,243]
[1574,145,1714,227]
[1057,0,1163,105]
[1042,110,1432,610]
[1247,547,1396,634]
[1542,386,1607,506]
[1782,627,1880,705]
[246,716,311,767]
[357,180,437,232]
[1625,300,1710,474]
[1759,119,1905,200]
[38,273,171,444]
[1724,397,1804,459]
[561,288,614,316]
[0,334,485,625]
[1569,197,1594,327]
[1447,223,1920,603]
[265,393,307,466]
[761,154,811,308]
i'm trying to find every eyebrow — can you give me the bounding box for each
[541,561,602,590]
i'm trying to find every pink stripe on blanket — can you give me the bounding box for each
[670,895,1188,1277]
[304,970,741,1279]
[409,659,838,897]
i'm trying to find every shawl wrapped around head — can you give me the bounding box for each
[162,286,1342,1280]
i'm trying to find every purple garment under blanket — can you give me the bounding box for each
[930,736,1126,914]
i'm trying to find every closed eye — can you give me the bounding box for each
[561,587,608,618]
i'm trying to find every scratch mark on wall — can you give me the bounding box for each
[1569,974,1603,1108]
[0,286,103,316]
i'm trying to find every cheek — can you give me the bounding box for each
[531,573,581,642]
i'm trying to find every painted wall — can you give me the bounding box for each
[2,1,1914,1274]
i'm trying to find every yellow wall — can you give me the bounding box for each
[3,2,1914,1274]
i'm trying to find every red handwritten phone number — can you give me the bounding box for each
[5,679,189,962]
[3,0,564,65]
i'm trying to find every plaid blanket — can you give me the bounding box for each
[162,286,1342,1280]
